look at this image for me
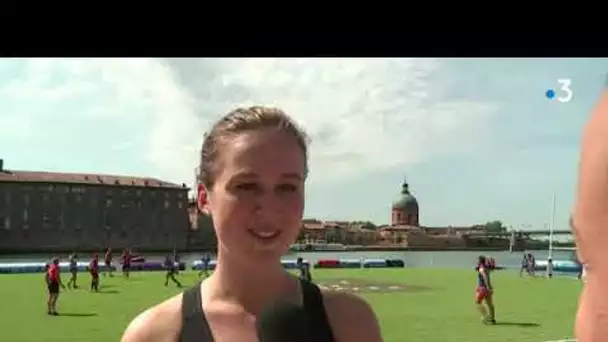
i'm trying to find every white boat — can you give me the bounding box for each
[535,259,581,273]
[290,240,348,252]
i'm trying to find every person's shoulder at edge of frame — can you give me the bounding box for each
[121,293,184,342]
[321,289,384,342]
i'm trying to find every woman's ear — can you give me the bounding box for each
[197,183,210,215]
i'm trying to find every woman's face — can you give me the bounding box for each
[201,129,305,263]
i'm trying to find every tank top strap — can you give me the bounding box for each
[300,279,335,342]
[180,281,214,342]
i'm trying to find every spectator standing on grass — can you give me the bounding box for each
[66,253,78,289]
[527,253,536,276]
[297,257,312,282]
[546,258,554,279]
[198,252,211,277]
[519,253,529,277]
[104,247,114,277]
[121,106,382,342]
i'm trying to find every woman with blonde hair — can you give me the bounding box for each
[122,106,382,342]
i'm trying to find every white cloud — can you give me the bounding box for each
[168,58,498,182]
[0,58,497,187]
[0,58,201,185]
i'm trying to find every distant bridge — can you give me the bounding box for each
[467,230,572,237]
[516,230,572,235]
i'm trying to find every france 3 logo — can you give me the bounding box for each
[545,79,573,103]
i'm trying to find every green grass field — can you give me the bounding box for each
[0,268,580,342]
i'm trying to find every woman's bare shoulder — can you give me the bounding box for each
[321,290,383,342]
[121,292,184,342]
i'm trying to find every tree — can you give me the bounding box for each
[484,220,506,235]
[296,229,307,242]
[324,229,338,243]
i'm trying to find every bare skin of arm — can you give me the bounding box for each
[323,291,383,342]
[121,289,382,342]
[480,268,492,291]
[573,82,608,342]
[121,294,183,342]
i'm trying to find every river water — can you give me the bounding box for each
[0,249,575,269]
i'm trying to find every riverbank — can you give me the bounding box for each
[345,245,506,252]
[0,245,570,256]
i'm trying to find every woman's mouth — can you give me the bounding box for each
[247,229,281,240]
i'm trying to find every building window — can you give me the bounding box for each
[75,221,82,231]
[43,214,50,230]
[177,201,183,209]
[42,194,50,205]
[76,194,83,204]
[164,200,170,209]
[0,216,8,230]
[23,209,28,222]
[24,194,30,206]
[105,199,113,208]
[71,187,85,194]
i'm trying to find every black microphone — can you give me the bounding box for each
[256,300,312,342]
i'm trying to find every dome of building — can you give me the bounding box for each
[391,177,419,226]
[392,180,418,210]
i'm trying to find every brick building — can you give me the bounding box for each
[0,160,191,253]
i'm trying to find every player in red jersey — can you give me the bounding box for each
[121,248,131,278]
[475,256,496,324]
[90,254,100,292]
[46,257,65,315]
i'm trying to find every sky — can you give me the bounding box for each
[0,58,606,231]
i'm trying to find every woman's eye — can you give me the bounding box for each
[235,183,258,191]
[277,184,297,192]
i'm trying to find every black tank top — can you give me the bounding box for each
[179,279,335,342]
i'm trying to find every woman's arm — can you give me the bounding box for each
[573,77,608,342]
